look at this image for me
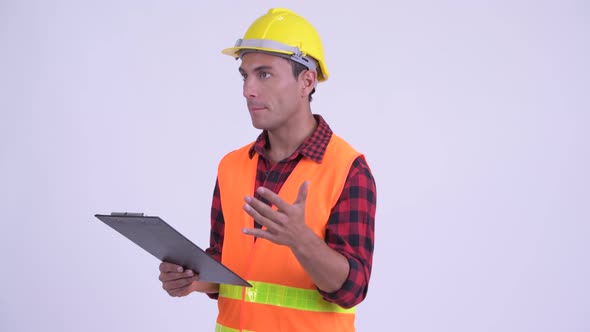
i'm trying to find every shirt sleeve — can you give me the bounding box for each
[205,177,224,299]
[318,156,377,308]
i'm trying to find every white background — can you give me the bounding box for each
[1,1,588,331]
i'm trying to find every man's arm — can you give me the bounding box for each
[317,157,376,307]
[288,220,351,293]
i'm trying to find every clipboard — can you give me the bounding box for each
[95,212,251,287]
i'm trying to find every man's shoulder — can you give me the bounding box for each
[328,134,374,174]
[219,141,256,164]
[328,134,361,156]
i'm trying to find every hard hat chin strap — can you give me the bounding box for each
[235,38,318,74]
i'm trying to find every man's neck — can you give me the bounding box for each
[266,112,317,163]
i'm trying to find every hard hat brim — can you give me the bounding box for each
[222,46,328,82]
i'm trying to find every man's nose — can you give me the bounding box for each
[243,77,257,99]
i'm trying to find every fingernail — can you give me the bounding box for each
[244,204,251,212]
[186,270,194,276]
[245,196,252,203]
[257,187,265,194]
[242,228,249,234]
[177,266,183,272]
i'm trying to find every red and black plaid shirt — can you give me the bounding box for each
[206,115,376,308]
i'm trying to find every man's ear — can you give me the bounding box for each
[300,70,317,98]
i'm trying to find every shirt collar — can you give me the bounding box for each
[248,114,333,163]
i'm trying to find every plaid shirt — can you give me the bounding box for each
[206,115,376,308]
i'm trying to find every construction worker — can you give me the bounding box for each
[159,8,377,331]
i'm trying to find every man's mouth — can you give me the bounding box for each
[248,103,266,112]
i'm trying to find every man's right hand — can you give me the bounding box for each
[158,262,220,297]
[159,262,200,297]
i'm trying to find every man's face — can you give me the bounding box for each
[239,52,304,131]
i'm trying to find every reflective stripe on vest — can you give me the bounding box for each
[215,324,253,332]
[219,282,356,314]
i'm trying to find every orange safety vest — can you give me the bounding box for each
[215,134,362,332]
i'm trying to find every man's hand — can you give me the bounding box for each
[242,180,351,292]
[159,262,200,297]
[242,180,313,248]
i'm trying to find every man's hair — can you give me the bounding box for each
[289,60,316,102]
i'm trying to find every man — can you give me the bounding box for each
[159,8,376,332]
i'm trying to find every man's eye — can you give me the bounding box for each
[259,72,271,79]
[241,74,247,81]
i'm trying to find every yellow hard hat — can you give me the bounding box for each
[222,8,329,82]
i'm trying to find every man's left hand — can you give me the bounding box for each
[242,180,311,247]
